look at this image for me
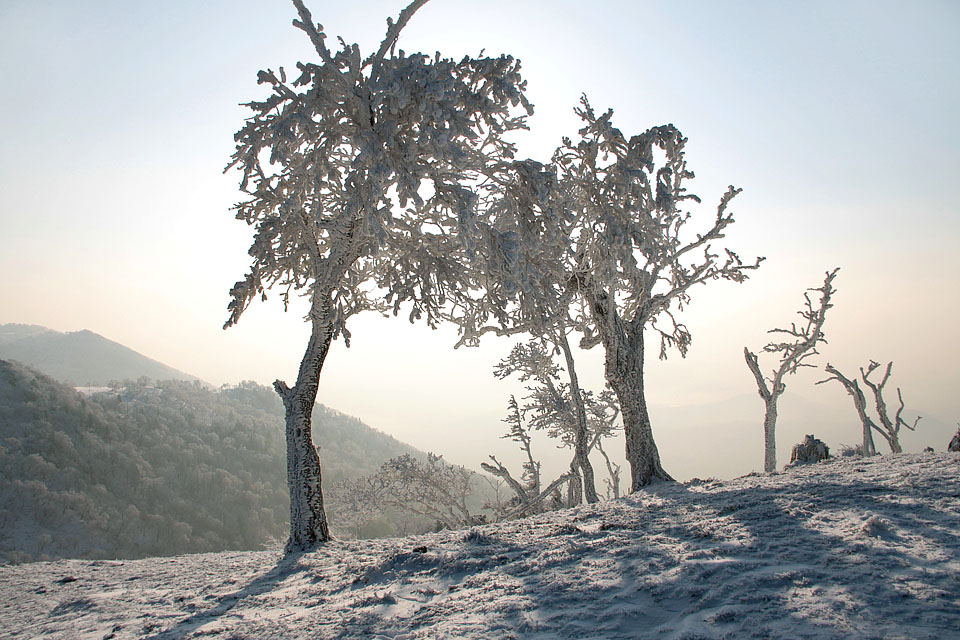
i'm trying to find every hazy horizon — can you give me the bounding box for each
[2,0,958,481]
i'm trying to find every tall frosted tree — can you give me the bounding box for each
[744,268,838,472]
[460,100,760,491]
[224,0,530,552]
[556,98,763,490]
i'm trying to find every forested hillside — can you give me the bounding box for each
[0,360,424,564]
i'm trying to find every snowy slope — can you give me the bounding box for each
[3,453,958,639]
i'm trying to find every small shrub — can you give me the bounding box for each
[789,434,830,465]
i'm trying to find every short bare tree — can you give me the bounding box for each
[375,453,480,530]
[818,360,920,454]
[480,392,591,520]
[493,340,621,505]
[223,0,530,551]
[745,269,838,472]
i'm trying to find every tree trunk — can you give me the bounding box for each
[863,419,877,456]
[566,461,583,507]
[604,328,671,490]
[744,347,780,473]
[763,397,778,472]
[589,291,671,490]
[557,330,599,503]
[888,436,902,454]
[274,292,333,553]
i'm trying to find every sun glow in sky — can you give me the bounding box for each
[1,0,958,481]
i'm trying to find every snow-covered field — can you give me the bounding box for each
[3,453,958,639]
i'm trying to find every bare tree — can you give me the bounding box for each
[223,0,530,551]
[818,360,920,454]
[557,98,763,489]
[493,340,619,504]
[745,269,838,472]
[374,454,480,530]
[453,159,601,503]
[587,390,623,499]
[480,392,588,519]
[486,395,542,503]
[325,475,384,539]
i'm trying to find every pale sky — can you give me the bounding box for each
[2,0,958,483]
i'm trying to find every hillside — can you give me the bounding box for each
[0,360,425,563]
[2,453,957,639]
[0,324,203,386]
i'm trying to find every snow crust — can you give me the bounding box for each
[3,453,958,639]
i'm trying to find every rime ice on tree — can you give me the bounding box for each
[745,269,838,472]
[224,0,530,552]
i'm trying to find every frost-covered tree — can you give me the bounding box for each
[456,159,601,503]
[484,395,542,503]
[555,98,762,489]
[745,268,838,472]
[223,0,531,551]
[480,394,578,519]
[373,453,480,530]
[818,360,921,454]
[492,340,620,504]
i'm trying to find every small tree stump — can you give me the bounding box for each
[789,434,830,465]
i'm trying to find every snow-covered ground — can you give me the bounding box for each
[3,453,959,639]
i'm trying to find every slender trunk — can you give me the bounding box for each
[763,397,778,472]
[566,461,583,507]
[595,438,620,499]
[557,331,599,503]
[888,435,902,454]
[744,347,780,473]
[523,443,541,498]
[274,292,333,553]
[863,419,877,456]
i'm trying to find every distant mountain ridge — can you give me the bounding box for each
[0,323,204,386]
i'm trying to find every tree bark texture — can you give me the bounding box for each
[592,292,672,490]
[566,461,583,507]
[744,347,782,473]
[762,399,778,473]
[274,292,334,553]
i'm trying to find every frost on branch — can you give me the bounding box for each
[370,454,481,531]
[745,268,838,472]
[223,0,531,552]
[556,97,763,490]
[818,360,920,455]
[490,341,620,508]
[455,97,760,491]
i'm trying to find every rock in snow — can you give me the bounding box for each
[2,453,959,639]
